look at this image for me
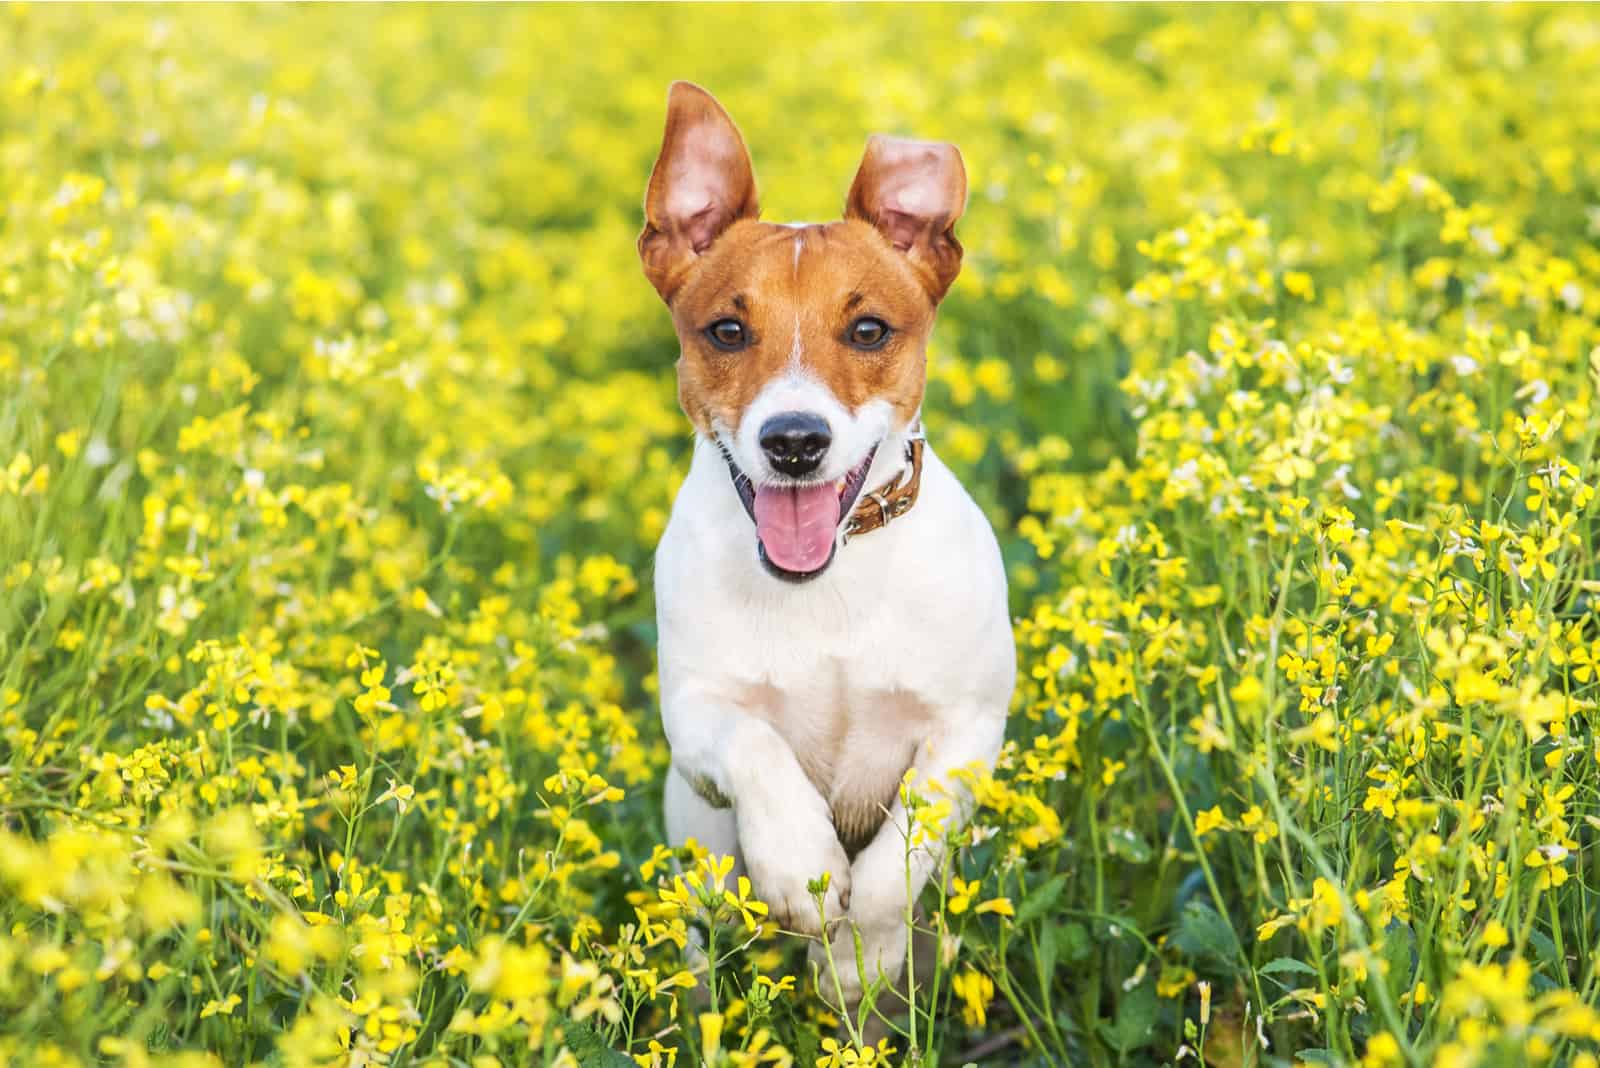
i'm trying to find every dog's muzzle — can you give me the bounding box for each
[725,445,877,583]
[720,427,926,583]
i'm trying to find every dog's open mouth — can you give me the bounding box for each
[726,447,877,582]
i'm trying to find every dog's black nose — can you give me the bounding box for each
[759,412,831,477]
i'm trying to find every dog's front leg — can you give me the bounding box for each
[663,689,851,937]
[818,709,1005,1005]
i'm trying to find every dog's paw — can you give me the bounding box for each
[741,825,851,938]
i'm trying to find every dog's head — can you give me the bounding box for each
[639,82,966,582]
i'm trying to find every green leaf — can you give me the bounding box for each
[1259,956,1318,978]
[1171,900,1241,966]
[1038,920,1061,978]
[1016,874,1070,926]
[1059,920,1091,963]
[1380,924,1416,999]
[1100,980,1158,1053]
[561,1018,633,1068]
[1528,929,1559,970]
[1105,825,1153,864]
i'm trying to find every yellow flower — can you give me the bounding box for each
[1195,806,1231,839]
[947,876,979,915]
[1229,675,1265,711]
[1238,805,1278,843]
[951,968,994,1027]
[200,994,241,1018]
[975,896,1015,919]
[1363,1031,1403,1066]
[1301,878,1343,932]
[722,875,770,931]
[698,1012,724,1059]
[4,7,1600,1064]
[1523,845,1571,890]
[374,777,416,815]
[1283,270,1316,300]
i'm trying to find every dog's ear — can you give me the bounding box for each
[845,135,967,301]
[639,82,759,302]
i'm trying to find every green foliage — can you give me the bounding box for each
[2,5,1600,1067]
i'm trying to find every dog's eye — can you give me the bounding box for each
[847,317,891,350]
[704,318,748,351]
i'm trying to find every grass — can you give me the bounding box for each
[2,4,1599,1066]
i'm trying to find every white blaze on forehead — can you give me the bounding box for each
[790,229,804,366]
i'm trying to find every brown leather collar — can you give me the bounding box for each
[844,436,924,540]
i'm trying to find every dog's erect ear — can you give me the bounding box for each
[639,82,759,302]
[845,135,967,301]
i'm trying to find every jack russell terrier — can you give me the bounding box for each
[640,82,1015,1003]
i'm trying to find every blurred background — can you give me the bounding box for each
[5,5,1600,1065]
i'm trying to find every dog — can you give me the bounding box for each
[640,82,1015,1005]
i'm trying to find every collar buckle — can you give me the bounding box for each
[841,432,925,545]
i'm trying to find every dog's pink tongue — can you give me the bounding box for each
[754,483,840,572]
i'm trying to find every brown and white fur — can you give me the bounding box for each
[640,82,1014,1004]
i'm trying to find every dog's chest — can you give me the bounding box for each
[736,661,930,854]
[657,440,1001,853]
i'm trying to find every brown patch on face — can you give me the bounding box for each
[668,219,937,438]
[638,84,966,440]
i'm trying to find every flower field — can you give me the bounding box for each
[5,4,1600,1065]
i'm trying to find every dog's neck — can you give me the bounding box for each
[843,423,924,541]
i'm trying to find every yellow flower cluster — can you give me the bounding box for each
[2,4,1599,1066]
